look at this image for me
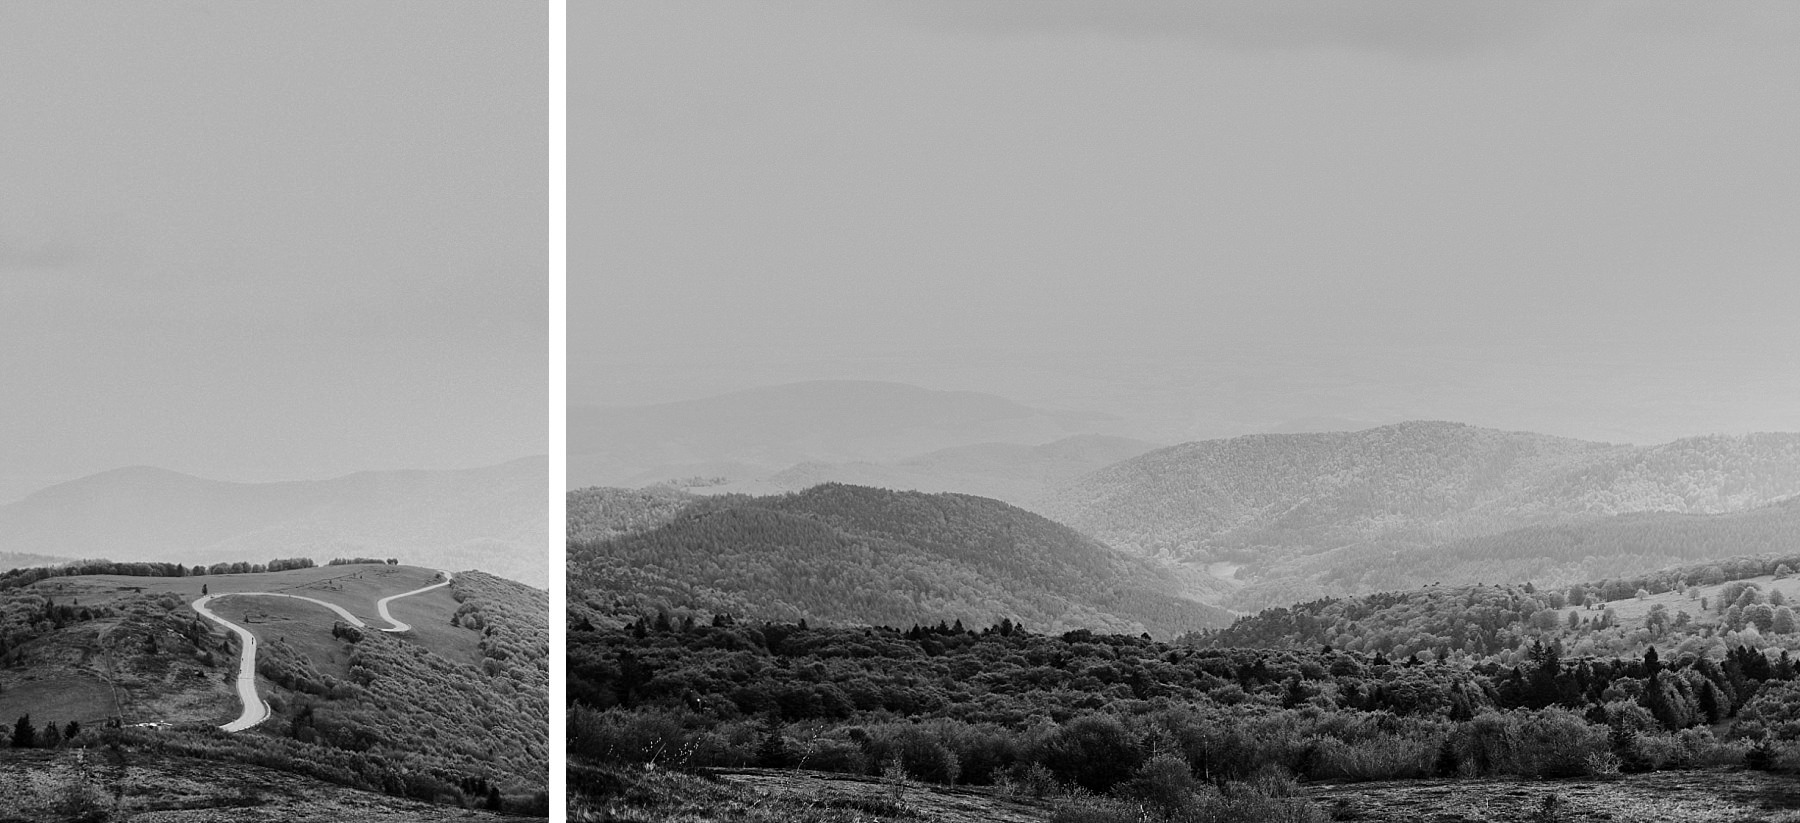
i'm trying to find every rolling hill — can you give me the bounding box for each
[567,380,1117,490]
[689,433,1161,508]
[1041,423,1800,608]
[0,562,547,814]
[0,458,548,587]
[568,483,1232,638]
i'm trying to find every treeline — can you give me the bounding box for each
[573,615,1800,821]
[326,557,399,566]
[0,557,318,590]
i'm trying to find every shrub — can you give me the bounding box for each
[1118,753,1202,818]
[1034,715,1144,793]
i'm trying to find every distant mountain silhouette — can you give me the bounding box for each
[568,483,1232,637]
[0,458,548,587]
[1042,423,1800,609]
[693,433,1161,507]
[568,380,1116,489]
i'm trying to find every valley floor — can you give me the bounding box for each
[573,762,1800,823]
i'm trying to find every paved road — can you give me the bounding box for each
[189,569,453,732]
[374,570,454,632]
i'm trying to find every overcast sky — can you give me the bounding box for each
[577,1,1800,445]
[0,3,546,502]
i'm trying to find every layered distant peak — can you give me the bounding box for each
[568,380,1119,491]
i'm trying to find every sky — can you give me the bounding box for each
[0,3,547,502]
[576,1,1800,446]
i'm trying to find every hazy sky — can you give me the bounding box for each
[577,1,1800,445]
[0,3,546,502]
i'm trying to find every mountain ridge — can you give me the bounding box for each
[0,457,548,587]
[1042,422,1800,609]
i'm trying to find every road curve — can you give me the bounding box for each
[190,569,455,732]
[374,569,453,632]
[191,594,270,732]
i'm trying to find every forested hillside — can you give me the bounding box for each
[566,485,695,543]
[1042,423,1800,609]
[1192,547,1800,670]
[1279,495,1800,603]
[568,484,1231,638]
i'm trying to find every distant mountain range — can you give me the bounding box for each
[568,380,1119,491]
[1039,422,1800,609]
[568,483,1232,637]
[0,457,548,587]
[686,433,1161,508]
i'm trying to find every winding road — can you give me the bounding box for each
[190,569,454,732]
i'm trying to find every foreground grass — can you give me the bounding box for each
[575,761,1800,823]
[0,748,515,823]
[570,762,1053,823]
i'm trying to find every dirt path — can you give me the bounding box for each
[189,570,452,732]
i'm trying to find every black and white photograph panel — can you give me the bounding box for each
[572,2,1800,821]
[1,2,549,818]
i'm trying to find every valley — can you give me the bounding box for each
[573,414,1800,823]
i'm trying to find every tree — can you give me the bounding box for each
[10,714,32,748]
[1775,607,1798,635]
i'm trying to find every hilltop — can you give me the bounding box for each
[0,458,548,587]
[569,483,1231,638]
[0,561,547,814]
[1041,423,1800,608]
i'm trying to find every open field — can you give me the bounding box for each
[33,563,445,621]
[1,564,467,730]
[0,670,120,727]
[1308,770,1800,823]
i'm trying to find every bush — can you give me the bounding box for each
[1306,733,1437,781]
[1118,753,1202,818]
[1034,715,1144,794]
[1447,710,1607,778]
[1048,796,1145,823]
